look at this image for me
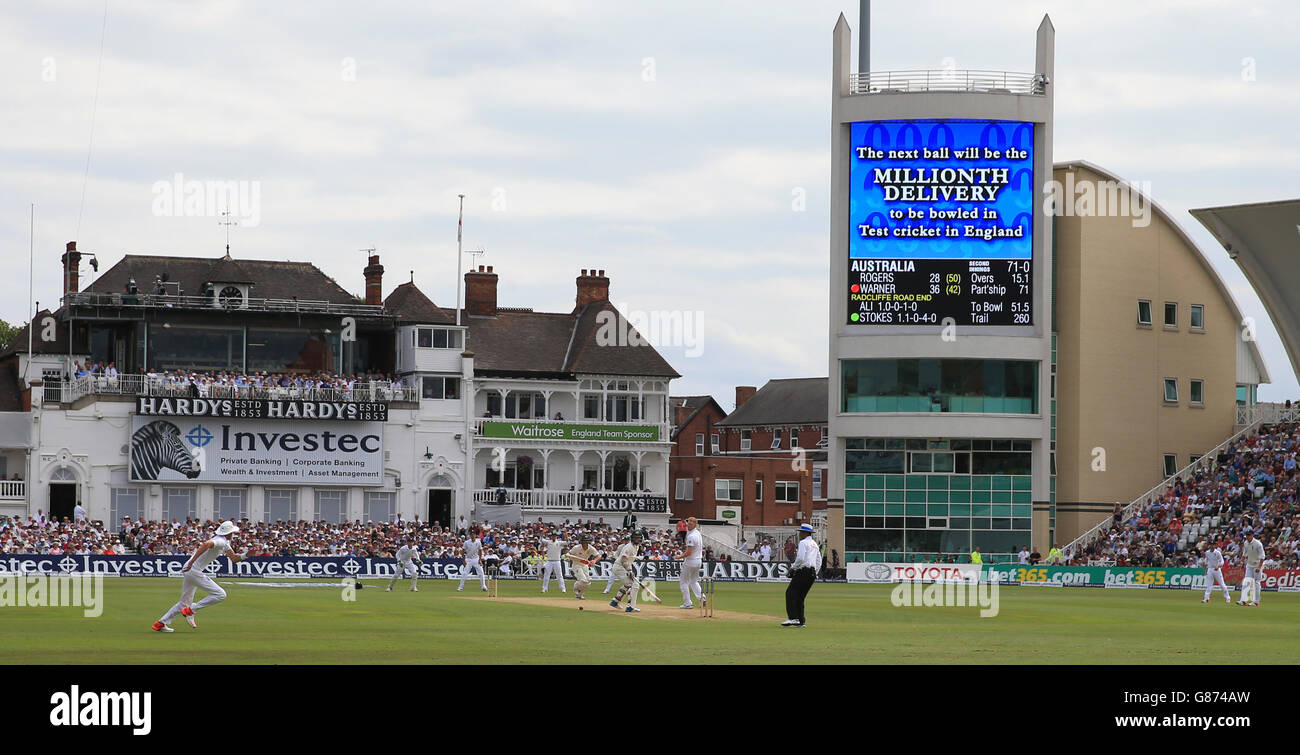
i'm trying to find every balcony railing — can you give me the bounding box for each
[0,480,25,500]
[1236,403,1300,426]
[473,489,665,512]
[849,70,1047,96]
[41,374,418,405]
[62,291,387,318]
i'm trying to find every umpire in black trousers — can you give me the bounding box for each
[782,524,819,627]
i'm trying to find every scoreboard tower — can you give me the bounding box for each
[828,16,1056,564]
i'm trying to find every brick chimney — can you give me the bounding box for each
[465,265,498,317]
[574,269,610,312]
[674,402,692,428]
[735,386,756,409]
[61,241,82,295]
[363,254,384,306]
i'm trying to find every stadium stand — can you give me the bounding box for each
[1068,422,1300,569]
[0,516,682,565]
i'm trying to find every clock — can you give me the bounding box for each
[218,286,243,308]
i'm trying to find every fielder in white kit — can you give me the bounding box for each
[457,530,489,592]
[678,517,704,609]
[1201,543,1231,603]
[153,520,247,632]
[540,531,568,593]
[1239,529,1265,606]
[388,539,422,592]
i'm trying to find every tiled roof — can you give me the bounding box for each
[84,254,361,304]
[715,378,828,427]
[384,282,456,325]
[466,302,679,379]
[669,395,724,440]
[0,310,75,358]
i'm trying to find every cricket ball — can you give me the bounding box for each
[579,606,584,611]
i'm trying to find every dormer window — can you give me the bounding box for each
[208,283,249,308]
[219,286,244,307]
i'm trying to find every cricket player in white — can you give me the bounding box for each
[678,517,704,609]
[1239,530,1265,606]
[153,520,247,632]
[608,531,643,613]
[540,531,568,594]
[602,553,618,594]
[388,540,422,592]
[1201,544,1231,603]
[457,531,489,592]
[564,533,601,600]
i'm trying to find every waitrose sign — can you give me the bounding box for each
[481,421,660,442]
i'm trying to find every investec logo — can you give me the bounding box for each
[50,685,151,735]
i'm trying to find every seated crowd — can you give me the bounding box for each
[0,515,682,567]
[67,363,412,400]
[1072,422,1300,569]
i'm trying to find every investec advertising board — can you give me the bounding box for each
[848,120,1034,326]
[131,397,382,485]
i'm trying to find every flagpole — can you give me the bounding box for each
[26,203,34,382]
[455,193,465,327]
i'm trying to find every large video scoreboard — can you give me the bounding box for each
[847,120,1035,326]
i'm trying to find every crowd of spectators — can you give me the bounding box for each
[66,365,414,400]
[1072,422,1300,570]
[0,515,685,567]
[0,516,125,555]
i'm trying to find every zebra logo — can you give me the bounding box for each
[131,420,201,481]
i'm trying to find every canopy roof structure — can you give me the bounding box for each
[1191,199,1300,385]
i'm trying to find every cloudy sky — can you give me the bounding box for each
[2,0,1297,408]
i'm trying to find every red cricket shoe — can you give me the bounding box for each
[180,605,197,628]
[152,621,174,633]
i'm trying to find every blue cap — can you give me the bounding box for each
[799,524,814,533]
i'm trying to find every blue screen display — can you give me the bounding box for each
[849,120,1034,260]
[846,120,1035,326]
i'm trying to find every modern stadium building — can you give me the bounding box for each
[826,14,1270,565]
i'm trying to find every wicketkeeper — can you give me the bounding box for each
[388,538,422,592]
[564,533,601,600]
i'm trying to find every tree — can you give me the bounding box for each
[0,319,20,352]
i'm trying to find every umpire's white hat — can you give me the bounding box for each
[215,521,239,536]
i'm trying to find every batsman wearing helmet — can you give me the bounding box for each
[608,530,644,613]
[564,533,601,600]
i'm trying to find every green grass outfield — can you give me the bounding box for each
[3,578,1296,664]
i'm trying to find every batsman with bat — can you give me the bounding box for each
[564,533,601,600]
[608,530,644,613]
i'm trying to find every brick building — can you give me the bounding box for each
[669,378,828,528]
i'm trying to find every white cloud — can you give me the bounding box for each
[1,0,1298,408]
